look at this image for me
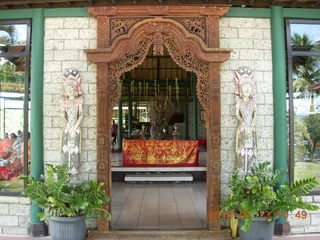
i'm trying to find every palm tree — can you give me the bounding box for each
[0,25,17,45]
[291,33,320,96]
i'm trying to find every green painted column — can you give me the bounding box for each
[271,6,288,225]
[192,74,199,140]
[271,6,288,183]
[30,8,44,224]
[184,80,189,140]
[128,80,132,138]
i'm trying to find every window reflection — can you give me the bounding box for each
[290,24,320,52]
[0,22,29,193]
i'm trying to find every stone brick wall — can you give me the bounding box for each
[289,196,320,234]
[43,17,97,182]
[219,17,274,199]
[0,196,30,236]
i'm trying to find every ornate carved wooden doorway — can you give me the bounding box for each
[85,5,231,233]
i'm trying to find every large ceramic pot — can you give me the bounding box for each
[49,216,86,240]
[235,213,274,240]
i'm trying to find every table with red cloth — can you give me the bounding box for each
[123,140,199,167]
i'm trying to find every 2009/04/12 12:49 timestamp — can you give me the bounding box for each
[209,210,308,219]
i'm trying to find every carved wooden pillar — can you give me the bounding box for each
[97,16,109,48]
[96,63,112,231]
[206,62,221,231]
[207,16,220,48]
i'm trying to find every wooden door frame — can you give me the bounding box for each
[85,5,231,232]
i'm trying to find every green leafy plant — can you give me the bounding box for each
[21,164,111,221]
[221,162,319,232]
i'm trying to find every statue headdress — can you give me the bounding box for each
[63,68,83,97]
[234,67,256,98]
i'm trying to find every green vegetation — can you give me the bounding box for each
[21,164,111,221]
[221,162,319,232]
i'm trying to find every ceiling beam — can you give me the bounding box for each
[23,3,30,7]
[291,0,299,7]
[87,0,94,4]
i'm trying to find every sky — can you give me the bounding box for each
[291,23,320,43]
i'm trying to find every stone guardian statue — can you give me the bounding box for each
[234,67,258,173]
[60,69,83,175]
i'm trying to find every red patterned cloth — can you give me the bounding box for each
[198,139,207,149]
[0,166,10,180]
[123,140,199,167]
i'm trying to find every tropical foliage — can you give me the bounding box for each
[221,162,319,232]
[21,164,111,221]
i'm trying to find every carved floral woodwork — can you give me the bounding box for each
[85,5,231,232]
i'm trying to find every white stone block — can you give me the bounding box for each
[254,60,272,71]
[54,50,79,61]
[44,128,62,139]
[89,18,97,29]
[229,60,254,71]
[53,29,79,40]
[45,29,54,40]
[303,196,314,202]
[64,39,90,50]
[254,19,270,29]
[305,225,320,233]
[239,29,262,39]
[230,50,240,60]
[88,84,96,94]
[311,214,320,225]
[0,197,19,204]
[240,50,264,60]
[88,128,97,139]
[44,151,61,163]
[229,18,255,28]
[43,95,52,106]
[290,226,305,234]
[2,226,28,235]
[264,50,272,60]
[220,61,230,71]
[229,39,254,49]
[220,28,238,38]
[9,204,30,216]
[0,216,18,226]
[45,18,64,29]
[0,204,9,214]
[18,216,30,227]
[44,139,60,151]
[88,62,97,72]
[79,29,96,39]
[314,196,320,202]
[219,18,229,28]
[43,83,60,95]
[52,116,64,128]
[262,28,271,39]
[81,117,96,128]
[254,39,271,50]
[62,61,88,72]
[44,117,52,128]
[78,50,87,61]
[84,94,96,105]
[19,198,30,205]
[87,151,97,162]
[44,61,61,72]
[44,50,54,61]
[82,139,97,151]
[64,18,89,29]
[45,39,64,50]
[89,40,97,49]
[220,38,229,48]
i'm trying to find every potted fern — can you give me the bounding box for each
[21,164,111,240]
[221,162,319,240]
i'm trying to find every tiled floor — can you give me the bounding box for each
[111,181,207,230]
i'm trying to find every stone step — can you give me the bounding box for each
[124,173,193,182]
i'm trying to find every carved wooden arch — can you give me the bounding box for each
[85,5,231,233]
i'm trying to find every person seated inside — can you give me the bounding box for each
[0,133,13,159]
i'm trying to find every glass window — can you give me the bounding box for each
[0,21,30,194]
[287,20,320,193]
[290,24,320,52]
